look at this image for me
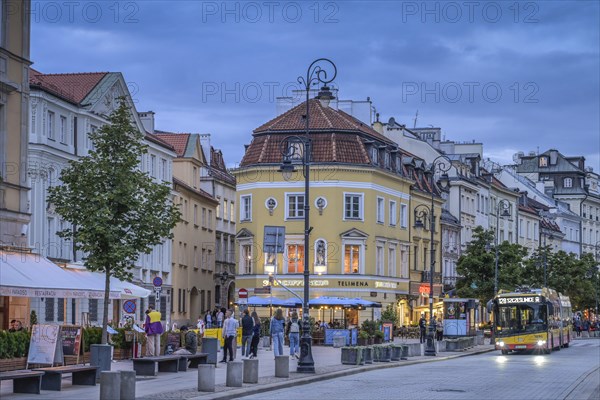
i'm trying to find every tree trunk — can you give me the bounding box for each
[101,267,111,344]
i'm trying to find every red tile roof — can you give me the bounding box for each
[254,99,394,144]
[153,132,191,157]
[30,69,108,105]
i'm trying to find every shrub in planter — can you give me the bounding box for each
[83,327,102,352]
[341,346,364,365]
[358,330,369,346]
[0,331,30,359]
[374,330,384,344]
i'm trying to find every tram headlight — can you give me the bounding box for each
[497,341,505,347]
[536,340,546,347]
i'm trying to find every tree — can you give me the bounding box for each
[48,99,181,344]
[456,226,527,304]
[381,304,398,325]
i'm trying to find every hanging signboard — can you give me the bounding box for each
[263,226,285,254]
[27,324,63,368]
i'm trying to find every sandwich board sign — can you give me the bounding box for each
[27,324,63,368]
[61,325,83,365]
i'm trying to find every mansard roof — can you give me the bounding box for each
[30,69,108,105]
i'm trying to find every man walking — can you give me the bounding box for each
[144,306,164,356]
[241,309,254,358]
[220,309,238,363]
[419,314,427,344]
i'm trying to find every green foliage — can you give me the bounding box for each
[374,330,384,339]
[29,310,38,327]
[381,304,398,325]
[456,226,527,303]
[47,98,181,344]
[83,327,103,352]
[360,319,378,338]
[358,330,369,340]
[0,331,30,359]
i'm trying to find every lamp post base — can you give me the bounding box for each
[424,328,437,356]
[297,335,315,373]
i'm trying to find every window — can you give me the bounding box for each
[216,197,221,218]
[563,177,573,188]
[344,193,363,220]
[376,245,384,275]
[376,197,384,224]
[224,199,229,220]
[242,245,252,274]
[194,246,198,268]
[208,210,213,229]
[202,207,207,228]
[88,125,97,150]
[400,248,408,277]
[527,221,531,239]
[47,111,55,139]
[194,204,198,225]
[371,147,378,164]
[287,194,305,219]
[161,159,167,180]
[388,247,397,277]
[241,195,252,221]
[45,298,55,321]
[89,299,98,322]
[389,200,397,226]
[286,244,304,273]
[230,202,235,222]
[192,167,197,188]
[413,245,418,271]
[539,157,548,167]
[519,219,523,237]
[384,152,391,168]
[60,116,67,143]
[150,155,156,177]
[400,204,408,228]
[344,244,360,274]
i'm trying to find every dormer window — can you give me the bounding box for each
[384,152,391,169]
[396,156,402,173]
[539,157,548,167]
[371,147,378,165]
[563,177,573,188]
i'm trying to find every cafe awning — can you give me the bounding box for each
[65,263,151,299]
[238,296,302,308]
[309,296,382,308]
[0,251,119,299]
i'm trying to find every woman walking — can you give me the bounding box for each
[286,311,301,359]
[249,311,261,359]
[270,308,285,357]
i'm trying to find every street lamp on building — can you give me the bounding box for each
[278,58,337,373]
[412,155,451,357]
[494,200,512,296]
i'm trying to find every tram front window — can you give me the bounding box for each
[496,304,547,335]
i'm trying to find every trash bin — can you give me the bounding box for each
[201,337,219,365]
[333,336,346,348]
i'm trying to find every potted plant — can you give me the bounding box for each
[340,346,364,365]
[358,330,369,346]
[374,330,384,344]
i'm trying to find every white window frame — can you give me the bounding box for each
[376,196,385,224]
[343,192,364,221]
[388,245,397,277]
[240,243,253,275]
[285,237,305,274]
[342,239,365,274]
[400,246,409,278]
[47,111,55,140]
[563,177,573,188]
[389,200,397,226]
[400,203,408,228]
[286,192,305,220]
[375,244,384,276]
[240,194,252,221]
[59,115,67,143]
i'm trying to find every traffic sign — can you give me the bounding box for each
[154,286,163,294]
[153,277,163,287]
[253,286,271,294]
[123,300,136,314]
[238,288,248,299]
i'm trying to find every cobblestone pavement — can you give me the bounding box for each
[241,339,600,400]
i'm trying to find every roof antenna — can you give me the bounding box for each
[413,110,418,129]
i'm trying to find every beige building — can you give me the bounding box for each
[155,132,218,325]
[0,0,31,328]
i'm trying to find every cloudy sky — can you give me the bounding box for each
[32,1,599,170]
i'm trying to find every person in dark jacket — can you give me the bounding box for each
[419,315,427,343]
[249,311,261,359]
[174,326,197,355]
[241,309,254,357]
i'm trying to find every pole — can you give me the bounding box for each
[543,233,547,288]
[494,206,500,296]
[298,79,315,373]
[425,168,437,356]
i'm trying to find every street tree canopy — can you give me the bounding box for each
[48,98,181,343]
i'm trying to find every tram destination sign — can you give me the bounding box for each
[498,296,541,304]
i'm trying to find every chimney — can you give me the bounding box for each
[138,111,155,134]
[372,112,384,134]
[549,149,558,165]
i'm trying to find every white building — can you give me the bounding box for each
[27,70,175,326]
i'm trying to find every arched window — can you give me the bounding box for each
[563,177,573,188]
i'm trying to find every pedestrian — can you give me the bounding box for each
[270,308,285,357]
[173,326,197,355]
[205,310,212,328]
[574,318,582,337]
[419,314,427,344]
[241,309,254,358]
[217,308,225,328]
[220,309,238,363]
[249,311,261,359]
[436,318,443,341]
[144,306,164,356]
[286,311,301,359]
[399,325,408,340]
[197,315,205,338]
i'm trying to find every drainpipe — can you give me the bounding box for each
[579,184,589,256]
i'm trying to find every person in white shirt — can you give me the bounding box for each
[220,309,239,363]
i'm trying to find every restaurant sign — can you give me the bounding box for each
[258,278,400,290]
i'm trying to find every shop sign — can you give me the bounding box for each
[261,279,329,287]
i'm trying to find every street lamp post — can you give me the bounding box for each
[542,232,554,288]
[413,155,450,357]
[494,200,512,296]
[278,58,336,373]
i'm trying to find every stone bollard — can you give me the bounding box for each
[99,371,120,400]
[91,344,112,382]
[119,370,136,400]
[275,355,289,378]
[226,361,243,387]
[243,358,259,384]
[198,364,215,392]
[201,338,219,365]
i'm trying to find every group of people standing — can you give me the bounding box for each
[270,308,302,359]
[221,308,262,362]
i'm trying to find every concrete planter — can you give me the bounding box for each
[363,347,373,364]
[341,347,364,365]
[390,345,405,361]
[372,345,391,362]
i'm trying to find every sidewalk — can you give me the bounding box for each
[0,338,494,400]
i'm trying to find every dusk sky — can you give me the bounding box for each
[31,1,600,171]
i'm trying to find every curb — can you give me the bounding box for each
[191,346,495,400]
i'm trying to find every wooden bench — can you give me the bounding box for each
[0,370,45,394]
[132,355,180,376]
[33,365,98,391]
[177,353,208,371]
